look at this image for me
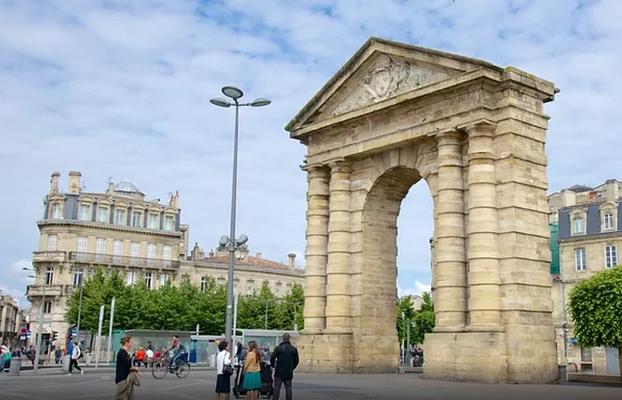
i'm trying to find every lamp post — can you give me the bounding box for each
[210,86,270,346]
[24,267,44,374]
[75,273,84,344]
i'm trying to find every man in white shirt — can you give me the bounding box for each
[68,342,83,375]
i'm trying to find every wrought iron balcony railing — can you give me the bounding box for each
[67,251,179,270]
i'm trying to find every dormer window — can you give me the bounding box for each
[164,215,175,231]
[79,204,91,221]
[572,212,585,235]
[50,203,62,219]
[604,213,615,231]
[97,206,108,223]
[115,209,127,225]
[131,211,143,227]
[147,213,159,229]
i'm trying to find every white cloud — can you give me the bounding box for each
[0,259,32,307]
[398,280,431,297]
[0,0,620,307]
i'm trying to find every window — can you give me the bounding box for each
[126,271,136,286]
[79,204,90,221]
[95,238,106,262]
[50,203,62,219]
[114,209,127,225]
[162,245,172,267]
[45,267,54,285]
[147,213,159,229]
[77,236,88,260]
[160,274,169,286]
[147,243,156,266]
[575,248,586,271]
[605,244,617,268]
[113,240,123,264]
[573,216,585,235]
[145,272,153,289]
[164,215,175,231]
[201,276,209,292]
[43,301,52,314]
[131,211,142,228]
[97,207,108,223]
[47,235,57,251]
[580,346,593,372]
[604,213,615,230]
[73,270,84,287]
[130,242,140,266]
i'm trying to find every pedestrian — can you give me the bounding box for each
[26,345,36,366]
[145,347,154,368]
[1,342,11,372]
[55,347,62,364]
[215,340,232,400]
[134,347,145,367]
[115,336,141,400]
[68,341,83,375]
[242,340,262,400]
[270,333,299,400]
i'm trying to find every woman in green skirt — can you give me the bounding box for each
[242,341,262,400]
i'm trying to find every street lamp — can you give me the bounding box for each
[75,272,85,345]
[211,86,270,347]
[23,266,44,374]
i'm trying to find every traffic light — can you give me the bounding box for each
[52,330,58,342]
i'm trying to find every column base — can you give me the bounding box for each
[296,332,353,373]
[424,331,508,383]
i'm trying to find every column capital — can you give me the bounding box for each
[458,119,497,137]
[429,128,465,146]
[307,164,330,178]
[328,159,351,173]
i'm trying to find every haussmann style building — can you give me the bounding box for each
[549,179,621,376]
[27,171,304,347]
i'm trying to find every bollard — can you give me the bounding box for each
[8,359,21,376]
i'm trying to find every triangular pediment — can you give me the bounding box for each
[286,37,502,134]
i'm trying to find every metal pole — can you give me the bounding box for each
[232,294,239,344]
[94,305,104,368]
[106,297,115,363]
[406,319,411,367]
[33,283,45,374]
[225,103,240,347]
[76,280,84,342]
[265,300,269,330]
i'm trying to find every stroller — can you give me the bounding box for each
[233,360,273,399]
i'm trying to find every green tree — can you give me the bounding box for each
[568,266,622,381]
[411,292,435,345]
[397,296,416,344]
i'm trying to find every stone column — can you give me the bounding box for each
[324,160,352,333]
[303,165,330,334]
[432,129,467,331]
[464,120,502,330]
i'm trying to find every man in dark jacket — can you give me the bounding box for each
[270,333,299,400]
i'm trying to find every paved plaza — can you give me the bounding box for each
[1,368,620,400]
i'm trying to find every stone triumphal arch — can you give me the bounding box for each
[286,38,558,383]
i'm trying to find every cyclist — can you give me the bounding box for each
[169,335,186,371]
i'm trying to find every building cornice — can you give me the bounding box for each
[37,219,183,238]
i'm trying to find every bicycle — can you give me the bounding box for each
[151,353,190,379]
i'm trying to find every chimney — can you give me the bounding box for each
[50,172,60,193]
[606,179,619,202]
[256,252,262,259]
[287,253,296,269]
[68,171,81,194]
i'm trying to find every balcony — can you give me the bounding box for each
[68,252,180,270]
[33,251,67,263]
[26,284,67,298]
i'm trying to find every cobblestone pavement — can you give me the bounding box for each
[1,369,620,400]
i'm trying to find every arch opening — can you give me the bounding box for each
[356,166,433,371]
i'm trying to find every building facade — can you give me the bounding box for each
[27,171,304,344]
[549,179,621,376]
[0,292,24,347]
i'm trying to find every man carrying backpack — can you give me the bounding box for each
[270,333,299,400]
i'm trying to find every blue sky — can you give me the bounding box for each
[1,0,621,305]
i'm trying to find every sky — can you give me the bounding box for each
[1,0,621,306]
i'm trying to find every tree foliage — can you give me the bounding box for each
[568,266,622,348]
[396,291,435,345]
[65,270,304,335]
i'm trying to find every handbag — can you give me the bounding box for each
[223,364,234,376]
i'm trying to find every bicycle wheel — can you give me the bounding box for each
[175,361,190,379]
[152,360,169,379]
